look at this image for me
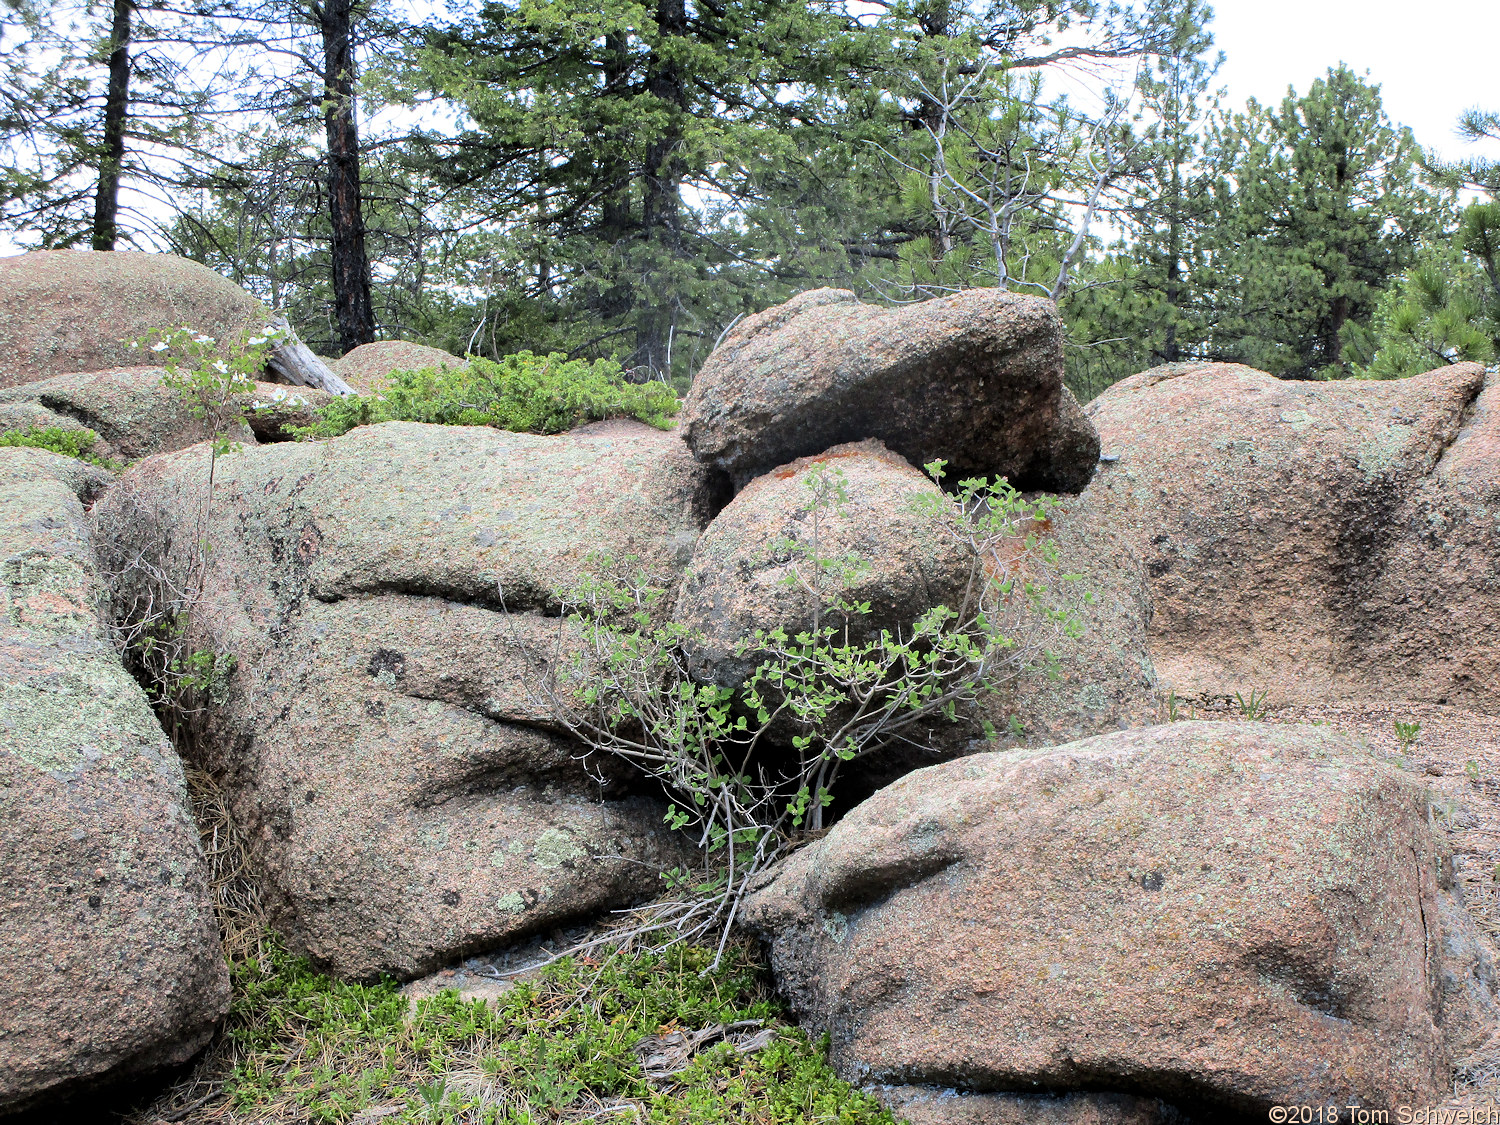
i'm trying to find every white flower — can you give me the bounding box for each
[252,400,265,409]
[212,359,229,374]
[290,395,307,406]
[271,388,287,402]
[246,336,266,346]
[150,341,169,352]
[128,340,139,349]
[194,334,215,344]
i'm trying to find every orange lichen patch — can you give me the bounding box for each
[980,515,1054,582]
[765,440,921,482]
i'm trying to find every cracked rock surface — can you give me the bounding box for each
[90,420,713,980]
[0,366,324,461]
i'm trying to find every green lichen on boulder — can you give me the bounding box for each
[0,447,228,1114]
[91,420,717,980]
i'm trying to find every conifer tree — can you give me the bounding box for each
[0,0,231,249]
[404,0,869,379]
[1198,65,1443,378]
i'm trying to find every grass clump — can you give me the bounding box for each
[0,424,119,468]
[297,351,679,439]
[137,936,894,1125]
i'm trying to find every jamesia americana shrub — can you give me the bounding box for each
[297,351,679,439]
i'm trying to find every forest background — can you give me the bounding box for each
[3,0,1499,400]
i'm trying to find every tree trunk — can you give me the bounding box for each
[1324,293,1350,371]
[317,0,376,355]
[91,0,133,251]
[637,0,689,375]
[1163,106,1184,363]
[599,30,633,246]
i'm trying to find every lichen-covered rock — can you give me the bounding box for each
[332,340,467,393]
[674,440,968,688]
[0,448,228,1114]
[682,288,1099,492]
[744,722,1495,1118]
[0,367,324,460]
[0,250,266,389]
[983,485,1159,747]
[92,420,716,980]
[1086,361,1500,712]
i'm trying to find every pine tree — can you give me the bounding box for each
[1199,65,1445,378]
[1355,108,1500,378]
[0,0,232,249]
[404,0,868,379]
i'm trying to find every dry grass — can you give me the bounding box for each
[120,766,269,1125]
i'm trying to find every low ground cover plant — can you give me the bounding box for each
[296,351,678,438]
[0,424,119,469]
[133,934,893,1125]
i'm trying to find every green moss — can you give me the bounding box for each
[0,425,120,469]
[295,351,679,440]
[217,938,895,1125]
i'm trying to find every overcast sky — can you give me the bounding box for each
[1209,0,1500,162]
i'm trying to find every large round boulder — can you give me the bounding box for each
[1,448,228,1114]
[1086,361,1500,713]
[682,288,1100,493]
[92,420,719,980]
[743,722,1497,1120]
[0,250,266,389]
[673,438,1159,794]
[332,340,467,393]
[674,439,968,689]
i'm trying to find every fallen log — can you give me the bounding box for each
[263,318,356,396]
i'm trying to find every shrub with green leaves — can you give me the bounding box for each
[0,424,118,469]
[529,459,1083,967]
[297,351,679,439]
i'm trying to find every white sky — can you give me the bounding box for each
[1209,0,1500,163]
